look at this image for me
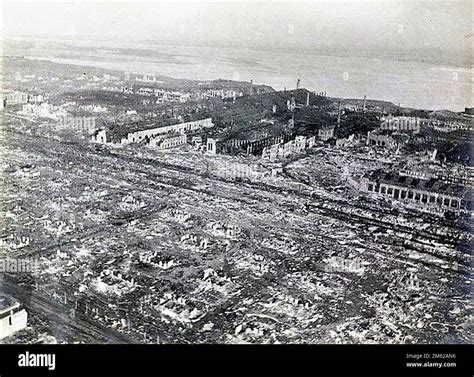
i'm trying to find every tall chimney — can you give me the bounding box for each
[337,101,341,127]
[363,95,367,112]
[306,92,310,106]
[296,78,301,90]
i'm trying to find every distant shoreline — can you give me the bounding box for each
[18,51,471,113]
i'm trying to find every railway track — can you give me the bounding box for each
[1,279,137,344]
[3,125,471,272]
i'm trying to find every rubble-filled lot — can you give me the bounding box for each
[0,113,472,344]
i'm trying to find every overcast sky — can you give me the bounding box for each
[2,0,472,53]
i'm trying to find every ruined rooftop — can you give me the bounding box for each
[367,170,470,198]
[0,294,19,312]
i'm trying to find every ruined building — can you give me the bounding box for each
[0,295,28,340]
[366,130,408,149]
[149,133,188,149]
[318,125,335,141]
[360,170,470,215]
[91,129,108,144]
[125,118,214,143]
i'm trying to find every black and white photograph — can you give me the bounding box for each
[0,0,472,376]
